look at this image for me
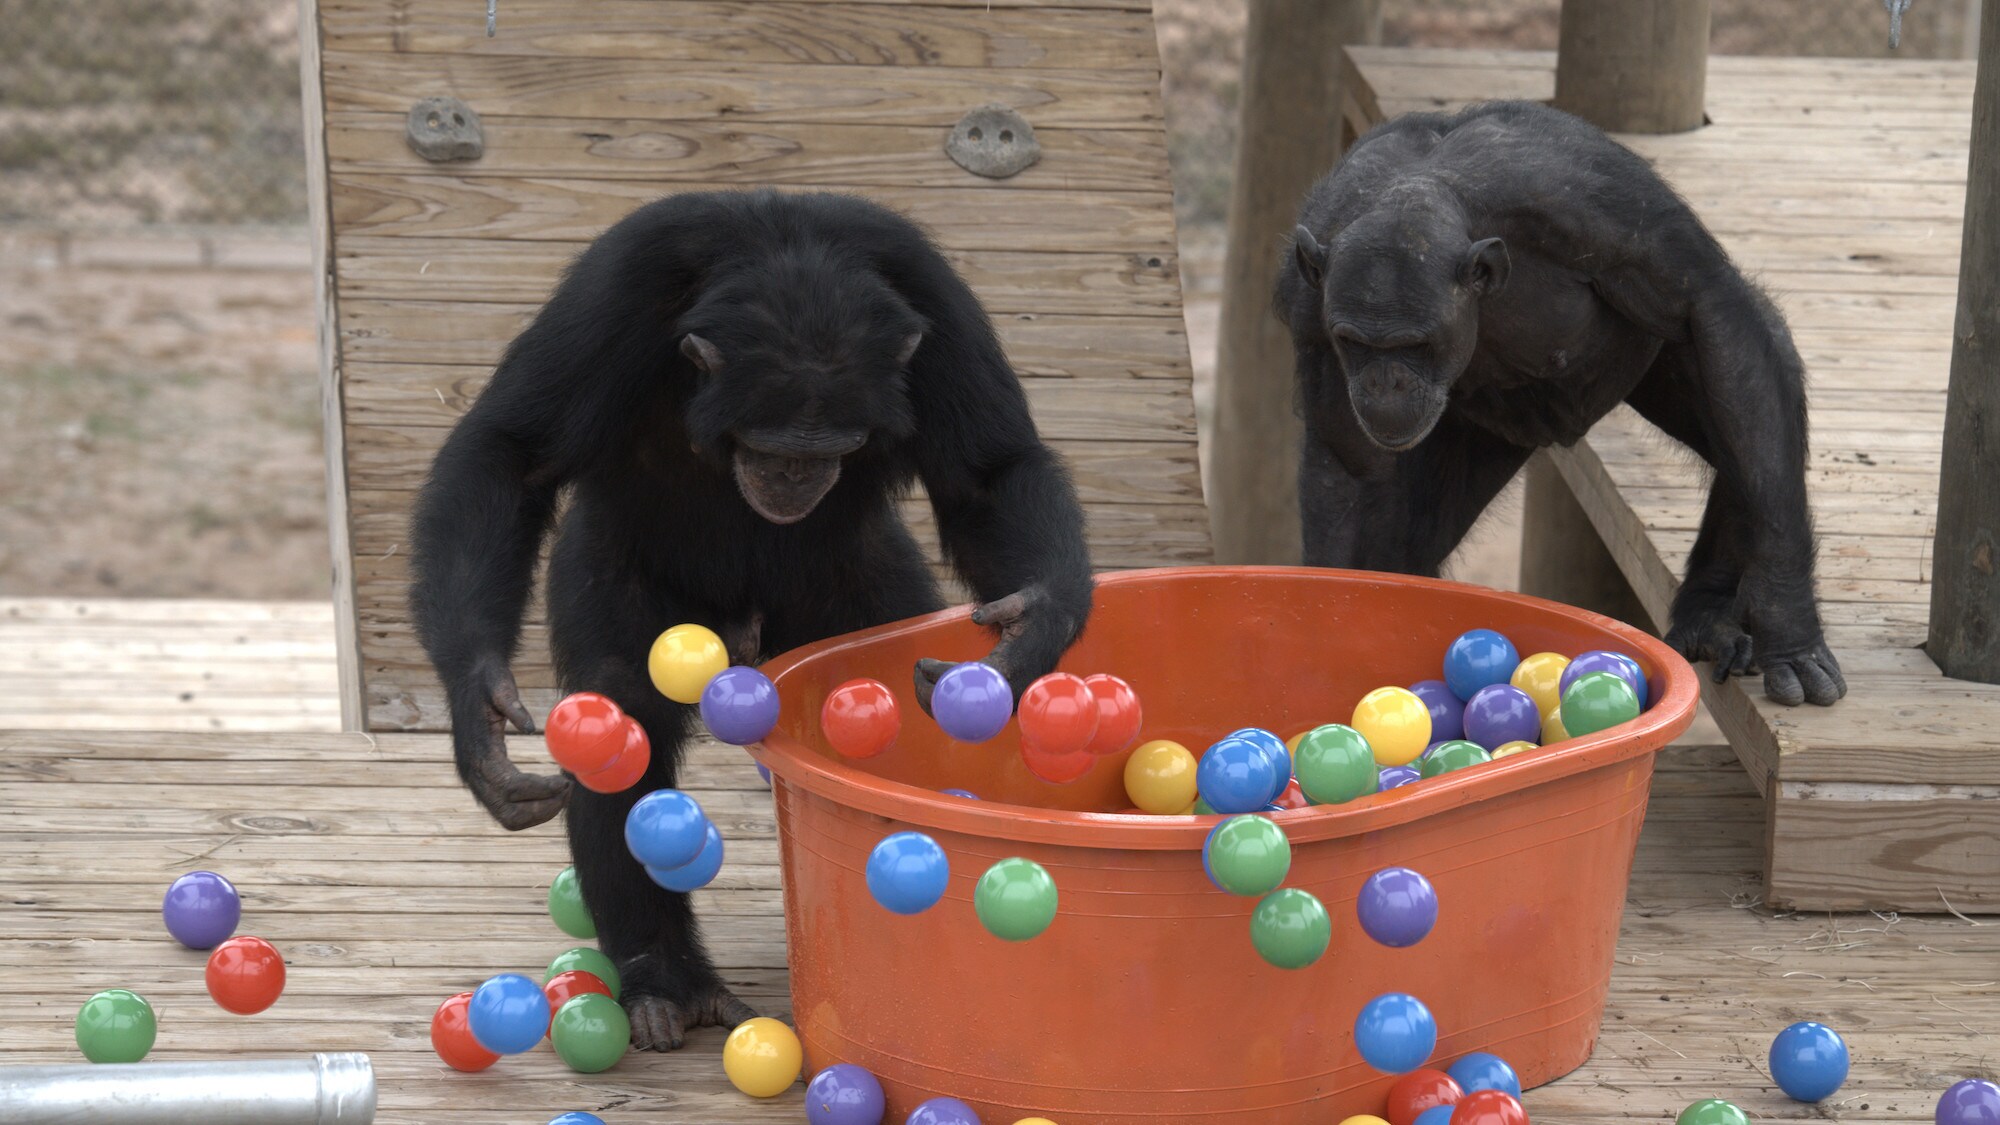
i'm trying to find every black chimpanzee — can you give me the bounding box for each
[409,190,1094,1048]
[1280,101,1846,707]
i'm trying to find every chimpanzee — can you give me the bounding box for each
[1279,101,1845,707]
[409,189,1094,1048]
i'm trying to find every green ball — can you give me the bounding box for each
[552,992,631,1073]
[1676,1100,1750,1125]
[1193,795,1217,816]
[548,866,597,940]
[546,947,622,1001]
[1250,888,1331,969]
[974,858,1058,942]
[1420,740,1491,779]
[1561,671,1641,737]
[1294,724,1379,805]
[1206,814,1291,897]
[76,989,156,1063]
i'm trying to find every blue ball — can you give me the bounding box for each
[1354,992,1437,1073]
[866,831,950,915]
[548,1116,606,1125]
[467,973,550,1055]
[1443,629,1520,702]
[624,789,708,870]
[646,820,725,892]
[1769,1021,1848,1102]
[1197,736,1282,814]
[1447,1052,1522,1098]
[1226,728,1292,803]
[1415,1106,1455,1125]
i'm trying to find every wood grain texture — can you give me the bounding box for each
[1553,0,1711,134]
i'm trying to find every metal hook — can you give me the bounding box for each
[486,0,496,37]
[1884,0,1912,49]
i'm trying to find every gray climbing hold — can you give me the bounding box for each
[945,105,1040,180]
[1884,0,1912,49]
[406,97,484,163]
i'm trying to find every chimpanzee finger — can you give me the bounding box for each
[970,588,1034,629]
[493,793,568,831]
[505,768,571,802]
[1763,662,1805,706]
[911,657,954,717]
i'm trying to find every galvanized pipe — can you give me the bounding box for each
[0,1052,375,1124]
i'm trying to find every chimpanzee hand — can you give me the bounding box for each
[459,658,571,830]
[1758,642,1847,707]
[1667,602,1846,706]
[913,585,1080,716]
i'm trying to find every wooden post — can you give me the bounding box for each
[1553,0,1713,134]
[1208,0,1381,565]
[1929,0,2000,684]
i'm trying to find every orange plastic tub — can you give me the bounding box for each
[754,567,1696,1124]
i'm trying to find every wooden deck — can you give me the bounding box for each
[1345,48,2000,913]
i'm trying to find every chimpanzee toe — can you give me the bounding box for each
[626,994,689,1051]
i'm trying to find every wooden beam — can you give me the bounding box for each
[1517,453,1655,631]
[1929,0,2000,684]
[1207,0,1381,564]
[1553,0,1712,134]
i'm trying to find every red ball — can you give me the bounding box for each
[821,679,901,759]
[1022,737,1095,783]
[1081,674,1143,756]
[1272,777,1310,810]
[576,718,650,794]
[1386,1068,1464,1125]
[1451,1090,1528,1125]
[542,970,613,1039]
[546,692,628,776]
[1018,673,1099,759]
[204,935,286,1015]
[431,991,500,1072]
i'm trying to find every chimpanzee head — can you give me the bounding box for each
[677,248,925,524]
[1292,191,1509,451]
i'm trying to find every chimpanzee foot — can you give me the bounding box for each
[1758,641,1847,707]
[626,982,759,1051]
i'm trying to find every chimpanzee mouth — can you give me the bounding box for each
[1352,394,1448,453]
[731,446,844,525]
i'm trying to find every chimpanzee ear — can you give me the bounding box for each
[1461,237,1511,295]
[680,333,723,373]
[895,332,923,368]
[1292,225,1327,288]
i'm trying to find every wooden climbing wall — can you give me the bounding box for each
[299,0,1209,731]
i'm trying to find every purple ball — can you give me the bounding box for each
[1357,866,1439,947]
[1462,685,1541,751]
[1938,1079,2000,1125]
[940,788,980,800]
[805,1063,887,1125]
[1560,651,1648,709]
[932,662,1013,743]
[756,762,772,784]
[907,1096,983,1125]
[1409,680,1465,742]
[700,665,780,745]
[162,870,241,950]
[1379,765,1421,790]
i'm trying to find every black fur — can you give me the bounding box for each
[1280,101,1845,707]
[409,189,1094,1048]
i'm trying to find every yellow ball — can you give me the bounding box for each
[1491,740,1537,758]
[1350,687,1431,767]
[649,623,729,704]
[1511,651,1572,718]
[1285,730,1312,755]
[1123,739,1197,815]
[722,1016,801,1098]
[1340,1116,1393,1125]
[1543,707,1570,744]
[1015,1119,1060,1125]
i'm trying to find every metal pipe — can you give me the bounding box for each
[0,1052,375,1125]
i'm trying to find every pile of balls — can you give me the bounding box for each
[72,870,287,1065]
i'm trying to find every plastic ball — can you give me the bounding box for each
[866,831,951,915]
[1936,1080,2000,1125]
[1015,1120,1058,1125]
[1357,867,1438,947]
[1409,680,1466,742]
[1124,739,1197,814]
[1379,764,1422,790]
[1560,672,1641,737]
[1352,687,1433,766]
[1542,708,1569,744]
[162,870,241,950]
[974,857,1058,941]
[548,866,596,939]
[1451,1090,1528,1125]
[1447,1052,1522,1099]
[806,1062,888,1125]
[75,989,156,1064]
[549,1116,607,1125]
[1443,629,1520,701]
[1019,674,1100,757]
[1193,795,1217,815]
[1509,652,1571,717]
[1490,741,1536,759]
[1461,685,1539,751]
[1294,724,1379,805]
[908,1098,984,1125]
[1415,1107,1455,1125]
[1355,992,1437,1073]
[431,991,500,1072]
[1022,736,1096,784]
[702,665,780,745]
[646,820,725,893]
[546,947,622,1000]
[1272,777,1311,810]
[542,970,613,1036]
[1420,740,1492,779]
[1083,673,1144,756]
[1196,736,1283,814]
[1769,1021,1849,1102]
[624,789,709,870]
[933,662,1014,743]
[650,623,729,704]
[723,1016,803,1097]
[1250,887,1330,968]
[822,678,902,759]
[552,992,630,1073]
[468,973,550,1055]
[1560,650,1648,708]
[1222,727,1293,805]
[941,788,980,800]
[1676,1101,1749,1125]
[757,761,772,784]
[575,718,650,793]
[205,935,286,1015]
[1344,1117,1395,1125]
[1204,814,1291,896]
[545,691,629,775]
[1385,1069,1464,1125]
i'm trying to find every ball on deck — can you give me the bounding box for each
[548,1116,606,1125]
[1357,867,1438,948]
[1124,739,1197,814]
[574,718,650,794]
[933,662,1014,743]
[431,991,500,1072]
[1250,887,1330,969]
[548,866,596,939]
[468,973,550,1055]
[646,819,725,893]
[1356,992,1437,1073]
[1561,650,1649,709]
[1204,814,1291,897]
[723,1017,803,1098]
[867,831,951,915]
[1082,673,1143,755]
[1385,1069,1463,1125]
[650,623,729,704]
[1509,652,1571,717]
[162,870,241,951]
[1409,680,1466,742]
[1450,1090,1528,1125]
[205,935,285,1015]
[1769,1021,1849,1102]
[624,789,709,870]
[1197,735,1283,814]
[1677,1102,1748,1125]
[1420,740,1492,779]
[1447,1052,1522,1099]
[1443,629,1520,701]
[1936,1080,2000,1125]
[1462,685,1539,751]
[1294,724,1379,805]
[542,969,613,1036]
[1560,671,1641,737]
[974,857,1058,941]
[702,665,780,745]
[1352,687,1433,766]
[822,678,902,759]
[908,1098,984,1125]
[552,992,630,1073]
[546,947,622,1001]
[806,1062,887,1125]
[75,989,156,1064]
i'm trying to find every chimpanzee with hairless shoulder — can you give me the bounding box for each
[1279,101,1845,707]
[408,190,1094,1049]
